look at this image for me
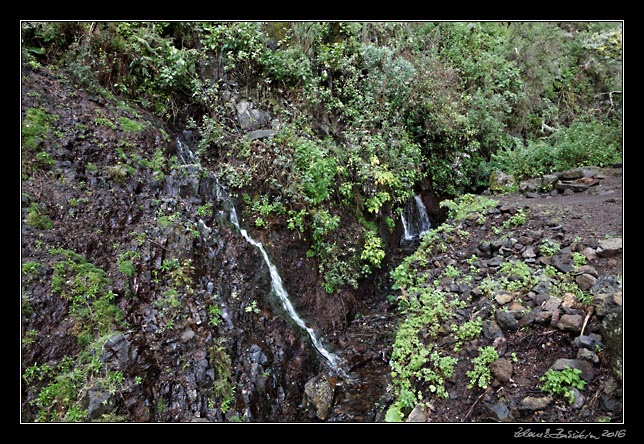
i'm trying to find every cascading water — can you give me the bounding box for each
[226,203,346,374]
[176,132,347,377]
[401,194,431,242]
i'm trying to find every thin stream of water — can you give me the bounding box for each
[227,204,346,373]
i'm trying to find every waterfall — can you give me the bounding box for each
[401,194,431,242]
[176,133,347,376]
[226,204,345,374]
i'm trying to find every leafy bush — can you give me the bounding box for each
[360,230,385,273]
[294,138,337,205]
[440,193,499,221]
[488,117,622,180]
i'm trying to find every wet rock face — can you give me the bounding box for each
[600,312,623,381]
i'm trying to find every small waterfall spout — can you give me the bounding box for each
[401,194,431,243]
[176,131,196,165]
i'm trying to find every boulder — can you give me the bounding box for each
[550,358,595,382]
[518,396,553,411]
[490,358,513,383]
[489,170,516,192]
[596,238,622,258]
[406,404,430,422]
[304,374,335,420]
[557,314,583,333]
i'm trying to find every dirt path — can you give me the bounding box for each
[495,166,623,277]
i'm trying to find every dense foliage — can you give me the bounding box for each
[21,21,622,295]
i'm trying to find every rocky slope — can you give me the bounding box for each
[20,63,623,424]
[21,64,326,422]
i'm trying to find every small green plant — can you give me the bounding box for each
[443,264,461,280]
[540,367,587,404]
[576,290,594,306]
[22,261,41,275]
[93,113,117,130]
[119,116,145,132]
[26,203,54,230]
[22,290,34,317]
[503,209,527,229]
[466,346,499,390]
[156,398,167,414]
[23,362,53,385]
[208,304,222,327]
[452,317,482,351]
[254,217,266,228]
[360,230,385,274]
[107,163,132,184]
[23,329,38,347]
[572,252,588,267]
[466,254,478,265]
[549,277,592,306]
[49,248,124,338]
[539,239,561,258]
[544,264,559,278]
[440,193,498,222]
[385,216,396,232]
[22,107,58,150]
[287,208,308,232]
[249,194,287,228]
[196,202,214,218]
[220,385,236,414]
[35,151,56,169]
[498,260,537,292]
[117,251,138,278]
[478,277,499,297]
[244,300,260,314]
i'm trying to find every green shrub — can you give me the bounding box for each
[440,193,498,221]
[360,230,385,273]
[294,138,337,205]
[22,107,58,150]
[26,203,53,230]
[488,117,622,180]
